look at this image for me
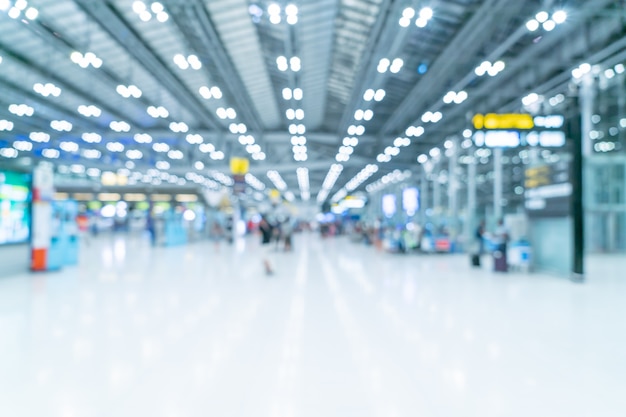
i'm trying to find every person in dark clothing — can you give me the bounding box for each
[259,216,274,275]
[475,220,486,254]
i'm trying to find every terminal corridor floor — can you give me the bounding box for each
[1,233,625,417]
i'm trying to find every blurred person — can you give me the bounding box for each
[493,218,510,252]
[492,218,510,272]
[211,221,224,253]
[282,216,294,252]
[471,219,486,267]
[273,219,282,250]
[259,215,274,275]
[475,219,486,254]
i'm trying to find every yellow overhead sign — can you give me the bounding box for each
[473,113,534,130]
[229,157,250,175]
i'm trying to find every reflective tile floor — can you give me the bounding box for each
[1,233,625,417]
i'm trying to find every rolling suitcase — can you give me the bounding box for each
[493,250,508,272]
[471,254,481,267]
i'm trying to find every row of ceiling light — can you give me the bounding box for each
[1,0,38,20]
[399,6,433,28]
[132,1,169,23]
[525,10,567,32]
[316,164,343,203]
[297,167,310,201]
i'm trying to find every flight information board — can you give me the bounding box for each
[524,157,572,217]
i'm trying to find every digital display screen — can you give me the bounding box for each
[402,188,419,216]
[0,171,31,245]
[382,194,396,218]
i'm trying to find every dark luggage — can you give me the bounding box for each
[471,254,481,267]
[493,250,508,272]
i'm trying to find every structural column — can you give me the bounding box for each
[448,138,459,239]
[466,154,477,244]
[493,147,503,220]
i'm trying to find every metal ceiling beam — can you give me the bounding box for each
[411,0,621,144]
[0,77,101,133]
[164,0,263,134]
[0,43,133,125]
[74,0,222,131]
[335,0,395,135]
[380,0,523,135]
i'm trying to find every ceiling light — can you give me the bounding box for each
[106,142,125,152]
[552,10,567,24]
[535,11,549,23]
[169,121,189,133]
[139,10,151,21]
[526,19,539,31]
[42,149,60,159]
[199,143,215,153]
[168,149,184,160]
[110,121,131,132]
[134,133,153,143]
[282,88,293,100]
[51,120,72,132]
[374,89,386,102]
[33,82,62,97]
[0,120,14,131]
[420,7,433,20]
[133,1,146,13]
[293,88,303,100]
[216,107,227,119]
[268,3,281,16]
[9,104,34,116]
[126,149,143,160]
[542,20,556,31]
[81,133,101,143]
[8,7,20,19]
[199,86,211,99]
[290,57,301,72]
[363,89,375,101]
[454,90,468,104]
[14,140,34,151]
[390,58,404,73]
[522,93,540,106]
[286,109,295,119]
[25,7,38,20]
[377,58,390,73]
[277,56,288,71]
[59,141,79,152]
[78,104,102,117]
[188,54,202,70]
[209,87,222,99]
[269,14,281,24]
[29,132,50,143]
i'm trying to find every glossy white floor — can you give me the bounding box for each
[1,233,625,417]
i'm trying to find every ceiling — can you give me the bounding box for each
[0,0,624,205]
